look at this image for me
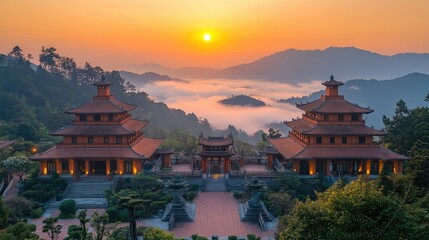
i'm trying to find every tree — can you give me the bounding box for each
[5,197,34,222]
[77,210,90,239]
[278,177,425,240]
[162,129,197,154]
[59,57,77,80]
[114,190,148,240]
[268,128,282,138]
[8,46,27,67]
[142,227,176,240]
[39,47,60,72]
[1,154,36,181]
[267,192,296,217]
[42,217,62,240]
[0,222,39,240]
[407,140,429,193]
[91,211,117,240]
[234,139,256,157]
[0,198,9,228]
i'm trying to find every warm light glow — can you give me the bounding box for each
[43,168,47,175]
[203,33,211,42]
[119,171,123,175]
[366,168,370,175]
[133,166,137,174]
[70,170,74,175]
[31,146,38,154]
[85,171,89,175]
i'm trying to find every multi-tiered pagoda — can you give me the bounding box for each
[266,76,408,176]
[32,80,165,176]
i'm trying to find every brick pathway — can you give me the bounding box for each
[171,192,275,238]
[241,164,268,172]
[172,163,192,172]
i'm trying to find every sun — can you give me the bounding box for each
[203,33,211,42]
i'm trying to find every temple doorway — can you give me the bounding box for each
[90,161,106,175]
[299,160,309,175]
[208,159,224,178]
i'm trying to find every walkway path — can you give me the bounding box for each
[171,192,275,238]
[2,175,20,200]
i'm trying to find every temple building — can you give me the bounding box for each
[193,134,241,175]
[32,80,166,176]
[266,75,408,176]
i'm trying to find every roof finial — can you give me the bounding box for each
[101,74,106,81]
[330,75,334,81]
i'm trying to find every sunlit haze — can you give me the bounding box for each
[1,0,429,69]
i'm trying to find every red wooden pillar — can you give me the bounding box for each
[267,155,273,169]
[224,158,229,173]
[202,158,207,173]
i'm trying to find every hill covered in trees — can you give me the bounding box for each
[218,94,267,107]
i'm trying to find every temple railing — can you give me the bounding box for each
[274,158,285,172]
[258,213,266,231]
[167,214,175,230]
[156,170,202,178]
[229,170,278,178]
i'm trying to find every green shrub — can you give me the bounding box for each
[228,236,238,240]
[108,226,146,240]
[189,184,199,192]
[184,191,197,201]
[32,207,44,218]
[59,199,76,218]
[233,191,244,199]
[247,234,260,240]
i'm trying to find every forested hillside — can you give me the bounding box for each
[0,47,215,143]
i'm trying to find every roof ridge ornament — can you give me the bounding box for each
[330,75,334,81]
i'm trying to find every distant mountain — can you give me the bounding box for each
[278,73,429,128]
[124,63,217,79]
[217,47,429,83]
[119,71,189,87]
[128,47,429,83]
[218,95,267,107]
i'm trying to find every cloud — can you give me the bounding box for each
[135,79,322,133]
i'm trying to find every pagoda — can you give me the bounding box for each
[266,75,408,176]
[32,79,165,176]
[194,134,240,175]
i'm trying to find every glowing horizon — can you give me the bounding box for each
[1,0,429,70]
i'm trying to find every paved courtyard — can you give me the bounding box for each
[171,192,276,238]
[172,163,192,172]
[241,163,269,172]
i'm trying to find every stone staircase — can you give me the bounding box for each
[204,178,227,192]
[49,176,113,209]
[65,176,113,199]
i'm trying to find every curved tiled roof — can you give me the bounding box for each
[31,136,164,160]
[66,98,136,114]
[294,145,409,160]
[268,137,305,159]
[285,119,386,135]
[51,119,148,136]
[0,140,15,149]
[297,98,373,114]
[198,135,234,147]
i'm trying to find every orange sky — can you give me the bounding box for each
[1,0,429,69]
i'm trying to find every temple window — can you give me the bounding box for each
[94,114,101,121]
[88,136,94,144]
[108,114,114,121]
[323,114,329,121]
[338,114,344,121]
[80,115,87,122]
[316,136,322,144]
[104,136,109,144]
[351,114,359,121]
[342,136,347,144]
[116,137,122,144]
[330,137,335,144]
[358,136,366,144]
[71,137,77,144]
[62,161,69,173]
